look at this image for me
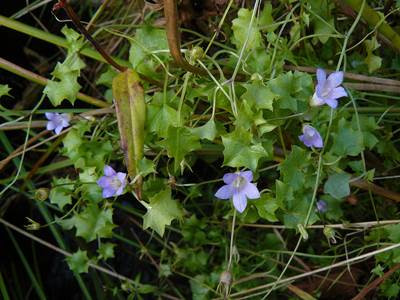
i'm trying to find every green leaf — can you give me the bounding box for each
[268,71,313,112]
[161,126,201,173]
[129,26,169,78]
[364,37,382,73]
[61,203,116,242]
[242,81,275,111]
[147,103,179,138]
[258,3,277,32]
[49,177,74,210]
[44,26,85,106]
[324,173,351,199]
[331,118,364,157]
[78,167,102,202]
[142,188,183,236]
[190,120,218,141]
[0,84,11,98]
[138,157,156,177]
[308,0,335,44]
[278,146,310,191]
[97,243,116,260]
[232,8,262,50]
[221,128,267,171]
[253,194,279,222]
[66,249,90,274]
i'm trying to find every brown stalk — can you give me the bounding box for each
[163,0,207,76]
[54,0,126,73]
[352,264,400,300]
[351,179,400,202]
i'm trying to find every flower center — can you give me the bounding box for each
[233,175,246,190]
[110,177,122,190]
[321,84,331,97]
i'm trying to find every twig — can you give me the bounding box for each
[351,264,400,300]
[223,242,400,299]
[0,57,109,108]
[0,218,180,300]
[53,0,126,72]
[163,0,207,75]
[284,65,400,87]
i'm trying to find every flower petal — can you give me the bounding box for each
[45,112,56,120]
[316,68,326,84]
[240,171,253,182]
[215,185,233,199]
[327,71,344,88]
[232,192,247,213]
[104,165,116,176]
[102,187,115,198]
[331,87,347,99]
[117,172,127,186]
[310,92,325,107]
[223,173,237,184]
[54,125,63,135]
[46,121,56,131]
[243,183,260,199]
[325,98,338,109]
[97,176,110,188]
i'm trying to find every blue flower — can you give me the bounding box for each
[299,125,323,148]
[310,68,347,108]
[215,171,260,213]
[45,112,70,134]
[97,165,127,198]
[316,200,328,213]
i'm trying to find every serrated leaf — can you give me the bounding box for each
[190,119,218,141]
[79,167,102,201]
[138,157,156,177]
[324,173,351,199]
[331,118,364,157]
[147,103,179,138]
[232,8,262,50]
[49,177,74,209]
[97,242,116,260]
[278,146,310,191]
[253,194,279,222]
[66,249,89,274]
[142,188,183,236]
[61,203,115,242]
[242,81,275,111]
[222,128,267,171]
[129,26,169,78]
[44,26,85,106]
[258,3,277,32]
[0,84,11,98]
[161,126,201,172]
[268,71,313,112]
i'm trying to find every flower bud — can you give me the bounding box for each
[297,224,308,241]
[35,188,49,201]
[189,46,204,62]
[323,227,337,244]
[25,218,41,231]
[219,271,232,285]
[250,73,263,82]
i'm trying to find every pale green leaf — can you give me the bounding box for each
[142,188,183,236]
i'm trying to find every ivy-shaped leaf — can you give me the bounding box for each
[222,128,267,171]
[242,81,276,111]
[0,84,11,98]
[61,203,116,242]
[49,177,74,210]
[253,194,280,222]
[66,249,90,274]
[147,103,179,138]
[323,173,351,199]
[78,167,102,202]
[331,118,364,157]
[278,146,311,191]
[364,37,382,73]
[97,243,116,260]
[161,126,201,173]
[142,188,183,236]
[44,26,85,106]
